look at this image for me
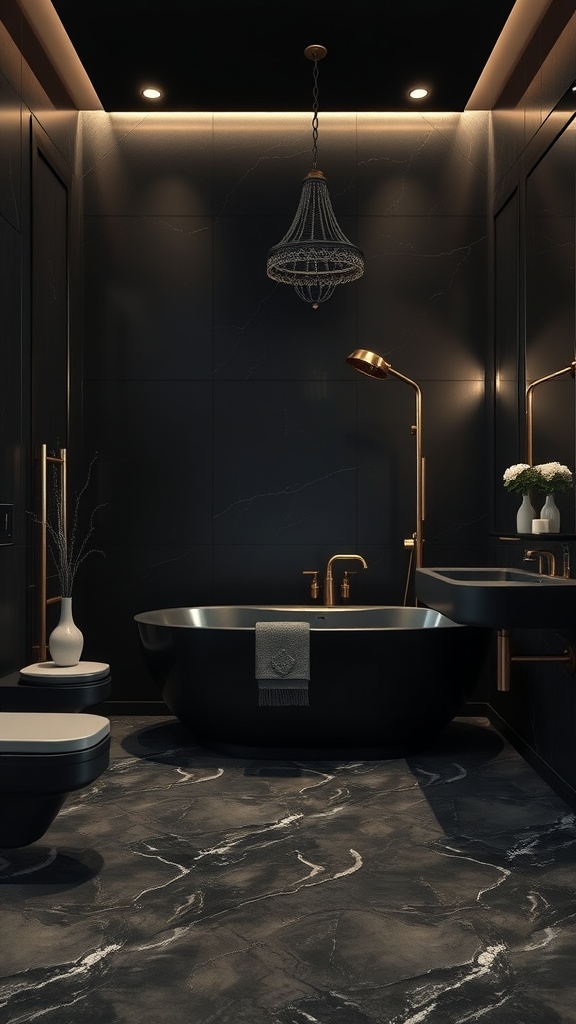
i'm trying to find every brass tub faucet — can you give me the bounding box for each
[304,553,368,605]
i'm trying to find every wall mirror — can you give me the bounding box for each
[493,189,521,533]
[525,116,576,533]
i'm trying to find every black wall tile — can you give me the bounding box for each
[356,215,488,380]
[83,380,213,546]
[212,113,359,218]
[356,112,489,217]
[212,380,357,545]
[83,215,213,381]
[81,112,214,216]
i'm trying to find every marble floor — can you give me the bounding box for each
[1,715,576,1023]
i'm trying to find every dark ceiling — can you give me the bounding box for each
[50,0,518,113]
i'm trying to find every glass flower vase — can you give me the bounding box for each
[49,597,84,666]
[540,493,560,533]
[516,493,536,534]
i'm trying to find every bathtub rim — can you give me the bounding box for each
[134,604,471,631]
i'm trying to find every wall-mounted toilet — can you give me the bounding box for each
[0,712,110,848]
[1,661,112,712]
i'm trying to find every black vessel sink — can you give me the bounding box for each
[415,566,576,628]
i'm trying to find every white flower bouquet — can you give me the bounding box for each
[532,461,573,494]
[502,463,539,494]
[503,461,573,495]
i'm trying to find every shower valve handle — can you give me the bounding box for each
[303,570,319,600]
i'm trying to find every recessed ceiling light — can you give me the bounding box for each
[142,86,162,100]
[408,86,430,101]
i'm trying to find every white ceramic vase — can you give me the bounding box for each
[540,493,561,533]
[516,493,536,534]
[49,597,84,666]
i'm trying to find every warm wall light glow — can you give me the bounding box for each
[142,87,162,99]
[408,86,429,100]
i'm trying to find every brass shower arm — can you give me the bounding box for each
[525,360,576,465]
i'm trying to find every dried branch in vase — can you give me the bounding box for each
[30,454,107,597]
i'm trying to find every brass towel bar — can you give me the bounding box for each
[35,444,67,662]
[496,628,576,691]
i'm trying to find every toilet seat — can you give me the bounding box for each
[0,713,110,753]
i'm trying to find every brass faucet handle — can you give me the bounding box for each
[340,570,357,600]
[303,570,319,600]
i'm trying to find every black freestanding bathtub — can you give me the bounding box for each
[135,605,492,758]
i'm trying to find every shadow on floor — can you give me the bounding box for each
[120,716,504,768]
[0,847,104,888]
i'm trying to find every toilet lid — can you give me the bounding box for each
[0,713,110,753]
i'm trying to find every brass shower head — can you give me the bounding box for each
[346,349,391,379]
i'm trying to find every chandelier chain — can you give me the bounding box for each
[311,57,320,169]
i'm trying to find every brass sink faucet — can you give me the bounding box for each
[524,548,557,577]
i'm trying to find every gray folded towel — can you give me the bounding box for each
[255,621,310,706]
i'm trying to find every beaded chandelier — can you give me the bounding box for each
[266,44,364,309]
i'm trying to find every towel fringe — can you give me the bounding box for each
[258,680,309,707]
